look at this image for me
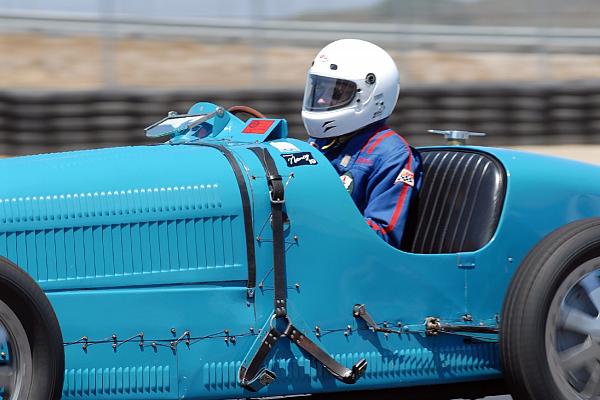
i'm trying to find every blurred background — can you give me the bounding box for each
[0,0,599,161]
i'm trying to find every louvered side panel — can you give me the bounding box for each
[0,216,241,283]
[62,365,173,398]
[200,344,498,392]
[203,361,243,391]
[0,185,222,225]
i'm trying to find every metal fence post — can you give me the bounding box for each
[534,0,552,81]
[99,0,117,88]
[251,0,266,88]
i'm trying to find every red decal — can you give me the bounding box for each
[356,157,373,165]
[242,120,275,134]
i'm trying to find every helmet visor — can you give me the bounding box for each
[303,74,357,112]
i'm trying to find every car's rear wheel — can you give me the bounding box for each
[501,218,600,400]
[0,257,64,399]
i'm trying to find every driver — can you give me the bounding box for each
[302,39,422,248]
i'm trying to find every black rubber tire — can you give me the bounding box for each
[501,217,600,400]
[0,257,64,399]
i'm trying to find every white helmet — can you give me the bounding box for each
[302,39,400,139]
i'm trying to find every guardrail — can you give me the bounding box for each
[1,82,600,156]
[2,11,600,52]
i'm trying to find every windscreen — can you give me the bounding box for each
[303,74,357,112]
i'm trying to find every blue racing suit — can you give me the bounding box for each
[310,121,422,248]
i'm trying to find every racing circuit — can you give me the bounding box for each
[1,1,600,399]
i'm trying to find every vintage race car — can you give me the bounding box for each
[0,102,599,400]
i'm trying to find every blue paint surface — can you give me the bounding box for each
[1,104,599,398]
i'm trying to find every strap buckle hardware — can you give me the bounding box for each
[239,314,367,391]
[266,174,284,204]
[244,367,277,392]
[269,189,285,204]
[347,358,368,383]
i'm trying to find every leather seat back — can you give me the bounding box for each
[401,149,506,254]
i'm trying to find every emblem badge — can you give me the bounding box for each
[394,168,415,187]
[340,154,351,168]
[340,172,354,194]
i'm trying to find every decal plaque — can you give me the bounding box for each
[280,152,318,167]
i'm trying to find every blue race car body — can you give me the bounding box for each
[1,102,600,399]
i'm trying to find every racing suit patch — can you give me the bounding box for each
[340,172,354,194]
[394,168,414,187]
[340,154,351,167]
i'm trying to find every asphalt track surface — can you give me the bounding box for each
[304,379,513,400]
[307,393,512,400]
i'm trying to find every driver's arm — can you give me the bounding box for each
[363,141,421,248]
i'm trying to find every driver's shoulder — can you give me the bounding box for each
[363,129,414,160]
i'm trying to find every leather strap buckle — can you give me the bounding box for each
[269,189,285,204]
[239,366,277,392]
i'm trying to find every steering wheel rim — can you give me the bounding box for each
[227,105,266,119]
